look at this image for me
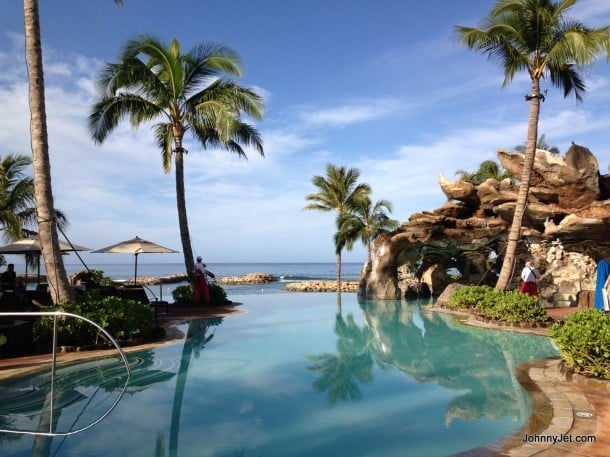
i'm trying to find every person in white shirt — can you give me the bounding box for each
[519,261,540,296]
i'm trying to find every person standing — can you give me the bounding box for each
[192,257,215,303]
[0,264,17,291]
[519,261,540,296]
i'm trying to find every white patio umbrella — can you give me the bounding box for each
[0,235,91,283]
[92,236,178,284]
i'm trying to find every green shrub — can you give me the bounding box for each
[33,293,155,347]
[447,285,547,323]
[172,283,228,305]
[549,309,610,379]
[209,283,228,304]
[70,269,115,287]
[448,285,499,311]
[490,291,547,323]
[172,285,193,304]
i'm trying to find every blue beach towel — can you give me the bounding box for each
[594,260,610,310]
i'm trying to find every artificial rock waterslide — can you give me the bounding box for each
[359,143,610,304]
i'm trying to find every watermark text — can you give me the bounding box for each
[523,433,596,445]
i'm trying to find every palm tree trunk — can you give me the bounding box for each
[31,389,60,457]
[169,329,193,457]
[24,0,72,304]
[336,251,342,314]
[495,78,541,290]
[173,143,195,276]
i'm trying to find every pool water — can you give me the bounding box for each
[0,293,557,457]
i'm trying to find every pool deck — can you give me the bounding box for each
[1,304,609,456]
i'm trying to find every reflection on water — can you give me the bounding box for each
[307,313,374,405]
[0,349,174,456]
[0,294,557,457]
[357,299,555,426]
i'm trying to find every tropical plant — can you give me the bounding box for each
[171,283,227,305]
[69,269,115,287]
[33,292,155,347]
[89,36,264,276]
[171,285,193,304]
[336,196,399,262]
[0,154,36,241]
[514,133,560,155]
[208,283,228,304]
[303,164,371,302]
[456,0,610,291]
[0,154,69,274]
[447,284,548,323]
[549,309,610,379]
[455,159,513,185]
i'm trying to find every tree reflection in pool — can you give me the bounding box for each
[0,293,557,457]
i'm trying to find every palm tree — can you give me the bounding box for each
[456,0,609,290]
[0,153,68,273]
[455,159,514,185]
[514,133,560,154]
[89,36,264,275]
[303,164,371,298]
[22,0,123,304]
[0,154,36,242]
[23,0,83,303]
[337,196,399,262]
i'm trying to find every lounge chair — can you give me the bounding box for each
[119,285,169,318]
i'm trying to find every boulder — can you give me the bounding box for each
[497,144,600,209]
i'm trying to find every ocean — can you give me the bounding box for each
[21,262,365,300]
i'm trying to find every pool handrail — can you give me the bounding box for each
[0,310,132,436]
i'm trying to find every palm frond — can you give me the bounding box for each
[153,123,174,173]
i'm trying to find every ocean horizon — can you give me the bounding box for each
[8,261,365,298]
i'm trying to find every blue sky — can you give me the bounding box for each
[1,0,610,265]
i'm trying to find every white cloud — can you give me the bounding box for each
[298,99,404,128]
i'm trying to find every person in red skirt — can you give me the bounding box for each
[519,261,540,296]
[192,256,215,303]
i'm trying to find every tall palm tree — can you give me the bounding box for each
[456,0,609,290]
[336,196,399,262]
[22,0,123,304]
[22,0,79,303]
[303,164,371,299]
[89,36,264,275]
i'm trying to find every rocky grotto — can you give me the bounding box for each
[359,143,610,306]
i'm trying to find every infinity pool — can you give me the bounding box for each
[0,293,557,457]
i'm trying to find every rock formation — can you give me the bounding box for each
[216,272,276,285]
[360,143,610,304]
[282,280,359,292]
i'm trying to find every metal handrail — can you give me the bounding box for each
[0,311,131,436]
